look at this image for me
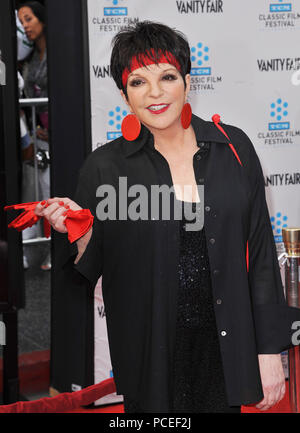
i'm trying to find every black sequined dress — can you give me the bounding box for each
[171,201,234,413]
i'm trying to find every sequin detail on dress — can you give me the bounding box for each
[171,202,237,413]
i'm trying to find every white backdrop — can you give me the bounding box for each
[86,0,300,405]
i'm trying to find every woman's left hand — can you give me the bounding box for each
[255,354,286,411]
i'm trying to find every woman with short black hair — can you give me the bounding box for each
[34,21,300,413]
[110,21,191,97]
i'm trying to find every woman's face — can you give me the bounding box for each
[18,7,44,42]
[121,63,190,133]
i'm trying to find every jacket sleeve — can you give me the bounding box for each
[64,153,103,289]
[246,138,300,354]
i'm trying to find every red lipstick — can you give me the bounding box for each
[146,104,170,115]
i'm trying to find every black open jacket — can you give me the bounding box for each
[68,114,300,412]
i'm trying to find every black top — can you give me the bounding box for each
[124,200,238,413]
[172,201,235,413]
[68,114,300,412]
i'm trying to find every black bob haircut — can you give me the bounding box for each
[110,21,191,97]
[18,1,46,25]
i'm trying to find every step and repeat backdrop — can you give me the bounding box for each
[86,0,300,405]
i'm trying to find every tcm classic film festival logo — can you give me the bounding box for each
[270,212,288,243]
[190,42,222,92]
[257,98,300,146]
[259,0,300,29]
[91,0,139,33]
[107,106,128,141]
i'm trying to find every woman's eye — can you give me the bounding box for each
[129,79,144,87]
[162,74,177,81]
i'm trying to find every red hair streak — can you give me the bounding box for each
[122,50,181,87]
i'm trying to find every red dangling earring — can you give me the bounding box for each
[181,103,192,129]
[121,114,141,141]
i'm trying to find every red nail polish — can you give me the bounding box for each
[65,205,70,210]
[59,201,65,206]
[63,211,68,217]
[41,201,46,206]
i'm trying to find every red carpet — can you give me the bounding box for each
[68,381,292,413]
[0,350,50,395]
[0,374,292,413]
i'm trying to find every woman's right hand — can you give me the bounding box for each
[35,197,82,234]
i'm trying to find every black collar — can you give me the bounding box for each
[122,113,229,158]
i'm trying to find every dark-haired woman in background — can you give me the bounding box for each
[18,1,48,136]
[35,21,300,413]
[18,1,51,270]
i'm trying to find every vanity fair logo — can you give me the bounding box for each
[92,64,111,79]
[176,0,224,14]
[265,172,300,186]
[91,0,139,33]
[257,57,300,72]
[97,305,106,319]
[258,0,300,29]
[257,98,300,146]
[189,43,222,92]
[257,58,300,90]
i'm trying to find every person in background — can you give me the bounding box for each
[16,9,34,62]
[16,12,33,269]
[16,9,34,162]
[18,1,50,271]
[18,1,48,135]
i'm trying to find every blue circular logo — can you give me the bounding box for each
[191,43,210,66]
[271,213,288,234]
[270,99,288,121]
[108,107,128,130]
